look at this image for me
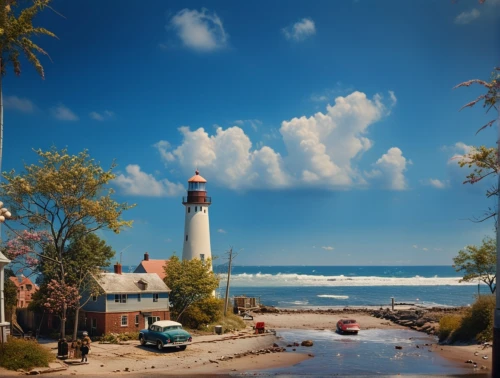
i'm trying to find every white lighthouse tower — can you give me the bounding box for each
[182,170,212,265]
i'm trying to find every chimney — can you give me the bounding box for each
[144,252,149,261]
[114,263,122,275]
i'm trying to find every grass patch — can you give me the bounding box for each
[438,314,462,342]
[0,337,55,371]
[99,331,140,344]
[207,313,246,334]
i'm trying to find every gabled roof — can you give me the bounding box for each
[94,273,170,294]
[134,260,169,280]
[9,276,38,290]
[0,251,10,264]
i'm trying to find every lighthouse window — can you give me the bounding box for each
[195,206,197,212]
[200,254,205,262]
[185,235,188,241]
[188,207,190,213]
[204,209,206,213]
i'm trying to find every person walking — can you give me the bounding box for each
[82,331,91,347]
[80,342,89,364]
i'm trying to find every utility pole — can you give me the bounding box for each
[223,247,236,317]
[493,93,500,378]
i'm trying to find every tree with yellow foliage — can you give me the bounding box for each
[1,147,134,338]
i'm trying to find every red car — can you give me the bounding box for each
[336,319,360,335]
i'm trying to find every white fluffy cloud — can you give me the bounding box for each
[114,164,184,197]
[217,229,227,234]
[321,246,334,251]
[282,18,316,41]
[154,91,406,191]
[428,179,448,189]
[51,104,79,121]
[4,95,34,112]
[90,110,114,121]
[455,9,480,25]
[368,147,409,190]
[169,8,227,51]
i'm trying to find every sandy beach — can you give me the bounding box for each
[0,309,492,376]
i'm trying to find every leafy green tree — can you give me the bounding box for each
[453,237,496,293]
[39,231,114,339]
[0,0,56,180]
[4,267,15,307]
[164,255,219,321]
[1,147,134,337]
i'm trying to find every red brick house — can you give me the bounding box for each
[80,263,171,336]
[9,275,38,308]
[133,252,169,280]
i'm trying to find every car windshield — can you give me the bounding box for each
[343,320,356,324]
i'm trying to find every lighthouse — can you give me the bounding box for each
[182,170,212,266]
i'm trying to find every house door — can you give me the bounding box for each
[145,316,159,329]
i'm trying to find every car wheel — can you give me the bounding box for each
[157,340,163,350]
[140,336,146,346]
[178,345,187,351]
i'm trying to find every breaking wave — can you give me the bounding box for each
[317,295,349,299]
[221,273,474,287]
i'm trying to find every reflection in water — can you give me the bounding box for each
[241,329,469,376]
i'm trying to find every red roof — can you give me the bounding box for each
[9,276,38,290]
[134,260,169,280]
[188,170,207,183]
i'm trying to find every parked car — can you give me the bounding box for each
[336,319,360,335]
[139,320,192,350]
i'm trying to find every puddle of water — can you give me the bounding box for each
[244,329,469,376]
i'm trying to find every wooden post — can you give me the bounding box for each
[391,297,395,311]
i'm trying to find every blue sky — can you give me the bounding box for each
[3,0,500,266]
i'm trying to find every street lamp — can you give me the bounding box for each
[0,201,12,345]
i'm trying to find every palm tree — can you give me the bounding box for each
[0,0,56,184]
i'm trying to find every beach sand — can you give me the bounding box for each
[0,310,491,376]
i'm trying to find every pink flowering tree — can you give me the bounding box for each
[4,229,54,276]
[44,279,81,317]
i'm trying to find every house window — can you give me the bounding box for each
[115,294,127,303]
[121,315,128,327]
[92,295,97,302]
[137,294,141,302]
[91,318,97,329]
[135,315,139,326]
[26,284,32,291]
[188,207,190,213]
[153,293,159,302]
[185,235,188,242]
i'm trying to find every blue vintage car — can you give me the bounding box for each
[139,320,192,350]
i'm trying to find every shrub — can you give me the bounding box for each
[438,314,462,342]
[207,312,246,334]
[0,337,55,371]
[180,298,224,330]
[451,295,495,343]
[99,331,139,344]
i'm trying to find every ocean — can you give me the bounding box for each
[121,264,486,308]
[214,265,485,309]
